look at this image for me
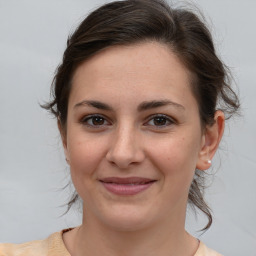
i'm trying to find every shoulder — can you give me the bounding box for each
[0,239,48,256]
[195,241,223,256]
[0,230,70,256]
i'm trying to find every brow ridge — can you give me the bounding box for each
[74,99,185,111]
[137,100,185,111]
[74,100,113,111]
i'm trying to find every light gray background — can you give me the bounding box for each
[0,0,255,255]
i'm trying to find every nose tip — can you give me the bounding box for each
[106,132,144,169]
[106,152,139,169]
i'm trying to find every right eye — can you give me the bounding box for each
[81,115,110,127]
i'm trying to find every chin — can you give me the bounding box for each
[97,205,157,232]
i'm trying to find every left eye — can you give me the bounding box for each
[146,115,174,127]
[81,115,110,127]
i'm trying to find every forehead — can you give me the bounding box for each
[70,42,197,109]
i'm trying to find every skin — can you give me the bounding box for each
[60,41,225,256]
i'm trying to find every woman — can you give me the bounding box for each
[0,0,239,255]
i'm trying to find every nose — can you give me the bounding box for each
[106,126,145,169]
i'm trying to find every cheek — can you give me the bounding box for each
[147,135,200,187]
[150,134,199,165]
[67,134,107,191]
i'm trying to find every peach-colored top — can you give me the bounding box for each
[0,229,223,256]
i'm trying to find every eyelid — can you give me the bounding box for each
[144,114,176,127]
[79,113,176,129]
[80,114,111,127]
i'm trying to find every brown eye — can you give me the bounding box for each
[91,116,105,125]
[145,114,175,128]
[81,115,109,127]
[153,116,168,126]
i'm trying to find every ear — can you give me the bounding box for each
[58,119,70,165]
[196,110,225,170]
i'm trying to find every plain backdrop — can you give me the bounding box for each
[0,0,255,255]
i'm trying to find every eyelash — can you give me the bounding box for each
[145,114,176,128]
[80,114,111,128]
[80,114,176,129]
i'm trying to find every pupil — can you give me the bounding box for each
[93,116,104,125]
[154,117,166,126]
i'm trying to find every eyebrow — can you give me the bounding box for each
[137,100,185,111]
[74,100,113,111]
[74,99,185,111]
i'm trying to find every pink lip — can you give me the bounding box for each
[99,177,156,196]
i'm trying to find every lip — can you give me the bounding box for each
[99,177,156,196]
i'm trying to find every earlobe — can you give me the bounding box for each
[196,110,225,170]
[57,119,70,164]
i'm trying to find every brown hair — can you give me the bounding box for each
[43,0,240,230]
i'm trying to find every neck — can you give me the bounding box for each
[65,208,199,256]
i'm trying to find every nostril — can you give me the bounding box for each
[106,133,145,168]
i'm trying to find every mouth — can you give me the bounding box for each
[99,177,156,196]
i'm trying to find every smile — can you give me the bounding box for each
[99,177,156,196]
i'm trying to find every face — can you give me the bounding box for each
[62,42,209,231]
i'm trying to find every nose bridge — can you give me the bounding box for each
[106,121,144,168]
